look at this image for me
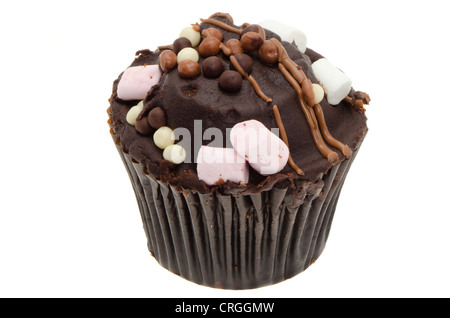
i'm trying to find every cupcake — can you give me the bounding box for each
[107,13,370,289]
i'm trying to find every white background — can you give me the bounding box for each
[1,0,449,298]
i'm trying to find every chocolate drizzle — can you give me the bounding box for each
[200,18,242,34]
[229,55,272,102]
[313,103,352,159]
[278,62,339,164]
[272,105,304,175]
[197,16,352,168]
[208,12,234,24]
[271,38,351,164]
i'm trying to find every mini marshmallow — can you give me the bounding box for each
[117,65,161,101]
[153,126,175,149]
[196,146,249,186]
[230,120,289,176]
[126,101,144,126]
[179,26,201,47]
[311,58,352,105]
[258,19,307,53]
[163,144,186,164]
[177,47,199,63]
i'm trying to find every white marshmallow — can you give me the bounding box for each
[258,19,307,53]
[311,58,352,105]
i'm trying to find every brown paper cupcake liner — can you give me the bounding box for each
[111,129,358,289]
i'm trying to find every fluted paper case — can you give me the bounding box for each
[110,125,358,289]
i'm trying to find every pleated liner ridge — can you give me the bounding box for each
[114,137,357,289]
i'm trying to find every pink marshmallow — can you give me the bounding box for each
[230,120,289,176]
[117,65,161,101]
[196,146,249,186]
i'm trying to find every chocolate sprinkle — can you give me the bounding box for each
[218,70,242,92]
[148,107,167,129]
[172,37,192,54]
[202,56,224,78]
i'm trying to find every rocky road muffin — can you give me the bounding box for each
[107,12,370,289]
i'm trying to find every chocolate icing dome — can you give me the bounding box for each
[109,14,368,195]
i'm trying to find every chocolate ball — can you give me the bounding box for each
[258,40,278,64]
[202,27,223,41]
[147,107,167,129]
[218,70,243,93]
[231,54,253,74]
[159,50,177,72]
[178,60,201,79]
[240,31,263,51]
[172,37,192,54]
[198,37,221,57]
[241,24,261,36]
[202,56,224,78]
[135,116,152,136]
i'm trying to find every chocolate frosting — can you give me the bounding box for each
[109,16,368,195]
